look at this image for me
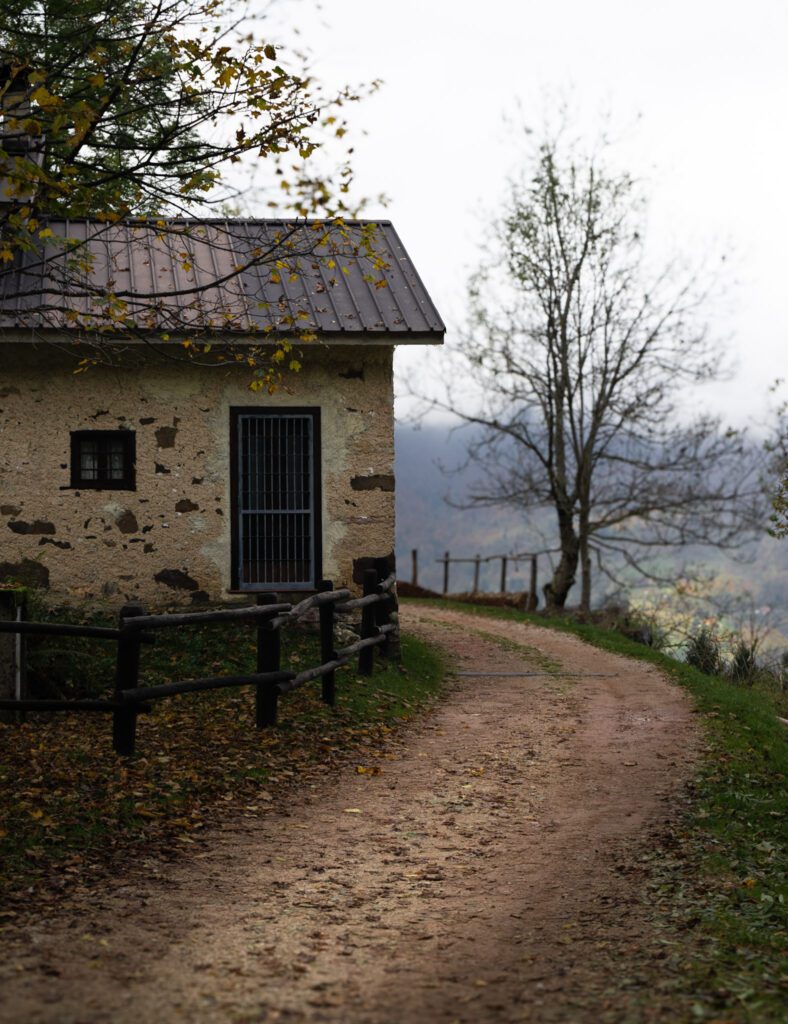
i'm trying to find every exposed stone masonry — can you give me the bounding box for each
[0,344,396,606]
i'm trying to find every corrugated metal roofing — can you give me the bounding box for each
[0,218,445,342]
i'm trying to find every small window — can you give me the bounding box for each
[70,430,136,490]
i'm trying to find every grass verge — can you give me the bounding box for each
[0,615,444,913]
[407,597,787,1023]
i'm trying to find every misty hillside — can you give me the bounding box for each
[394,422,551,594]
[394,421,788,621]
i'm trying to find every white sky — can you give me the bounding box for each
[271,0,788,425]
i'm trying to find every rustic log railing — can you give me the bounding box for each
[427,550,545,606]
[407,548,563,606]
[0,566,397,757]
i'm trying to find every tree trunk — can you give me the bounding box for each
[579,534,591,613]
[579,504,591,613]
[543,510,579,611]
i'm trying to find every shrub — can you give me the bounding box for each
[684,625,724,676]
[728,638,758,685]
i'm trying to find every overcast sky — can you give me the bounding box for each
[272,0,787,425]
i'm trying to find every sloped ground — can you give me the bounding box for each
[0,605,698,1023]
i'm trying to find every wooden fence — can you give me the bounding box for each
[409,547,542,607]
[0,567,396,757]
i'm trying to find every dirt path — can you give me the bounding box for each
[0,606,699,1024]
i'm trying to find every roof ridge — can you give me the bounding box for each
[37,216,394,227]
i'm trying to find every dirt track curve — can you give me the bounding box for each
[0,605,699,1024]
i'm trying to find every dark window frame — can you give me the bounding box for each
[229,407,322,592]
[69,430,136,491]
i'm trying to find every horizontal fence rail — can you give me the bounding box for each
[0,564,398,757]
[0,620,155,643]
[118,670,296,704]
[119,603,293,631]
[420,549,558,607]
[267,589,351,630]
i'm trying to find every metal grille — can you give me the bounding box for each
[237,413,316,589]
[79,437,126,481]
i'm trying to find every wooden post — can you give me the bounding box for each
[358,568,377,676]
[472,555,480,594]
[372,567,391,658]
[256,593,280,727]
[113,603,144,757]
[411,548,418,586]
[378,559,400,662]
[317,580,336,706]
[0,587,26,724]
[500,556,508,594]
[443,551,450,595]
[528,556,538,611]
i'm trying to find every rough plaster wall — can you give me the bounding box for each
[0,344,395,606]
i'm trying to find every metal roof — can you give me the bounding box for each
[0,218,445,342]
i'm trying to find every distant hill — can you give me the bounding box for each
[394,421,788,643]
[394,422,549,593]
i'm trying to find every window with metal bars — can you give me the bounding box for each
[231,408,321,590]
[70,430,136,490]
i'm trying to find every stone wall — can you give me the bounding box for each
[0,343,395,606]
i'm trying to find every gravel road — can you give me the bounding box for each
[0,605,699,1024]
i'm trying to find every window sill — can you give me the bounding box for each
[225,587,317,595]
[60,484,136,491]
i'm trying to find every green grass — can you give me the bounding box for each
[406,597,787,1022]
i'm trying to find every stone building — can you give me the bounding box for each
[0,219,444,605]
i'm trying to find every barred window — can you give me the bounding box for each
[70,430,136,490]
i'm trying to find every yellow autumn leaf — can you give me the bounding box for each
[216,66,235,88]
[30,85,60,109]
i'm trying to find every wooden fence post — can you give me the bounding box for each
[372,566,391,658]
[0,587,27,724]
[500,556,508,594]
[317,580,336,706]
[358,568,377,676]
[472,555,481,594]
[256,593,280,727]
[443,551,450,595]
[528,556,538,611]
[113,603,144,756]
[411,548,418,586]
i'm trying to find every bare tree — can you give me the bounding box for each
[442,131,764,611]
